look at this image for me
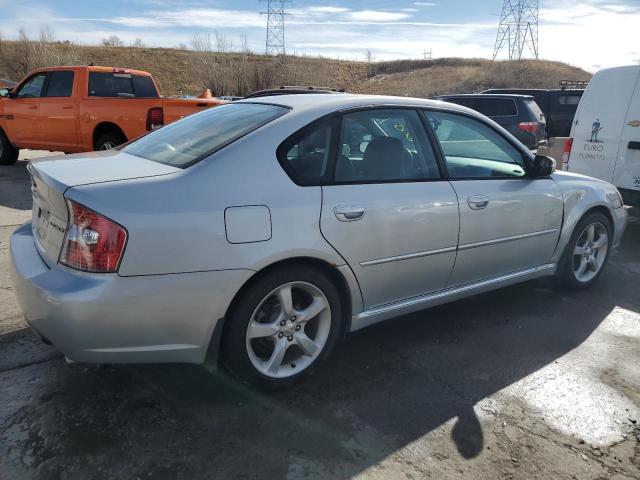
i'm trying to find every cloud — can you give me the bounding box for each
[347,10,411,22]
[414,2,437,6]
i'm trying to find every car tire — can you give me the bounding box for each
[0,130,19,165]
[95,131,125,151]
[557,211,612,289]
[221,265,344,390]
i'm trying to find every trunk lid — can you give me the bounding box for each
[27,150,180,266]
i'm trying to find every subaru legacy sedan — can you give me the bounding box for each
[10,95,627,389]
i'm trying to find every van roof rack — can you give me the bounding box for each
[560,80,589,90]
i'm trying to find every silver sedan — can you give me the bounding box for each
[10,94,628,389]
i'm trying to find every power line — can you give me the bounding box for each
[492,0,539,60]
[260,0,293,56]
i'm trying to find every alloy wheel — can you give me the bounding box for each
[245,281,331,379]
[572,222,608,283]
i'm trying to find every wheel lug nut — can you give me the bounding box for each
[287,335,293,342]
[290,316,296,322]
[278,332,284,338]
[295,325,301,331]
[280,320,286,326]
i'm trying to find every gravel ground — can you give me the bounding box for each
[1,154,639,480]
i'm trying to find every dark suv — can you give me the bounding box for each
[481,88,584,137]
[433,94,547,150]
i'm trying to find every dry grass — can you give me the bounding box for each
[0,41,591,97]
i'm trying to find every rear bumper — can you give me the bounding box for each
[9,222,253,364]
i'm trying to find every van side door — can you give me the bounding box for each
[613,75,640,199]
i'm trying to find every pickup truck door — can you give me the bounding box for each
[37,70,78,151]
[2,72,47,147]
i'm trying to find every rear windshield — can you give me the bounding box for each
[122,103,288,168]
[446,97,517,116]
[525,99,545,121]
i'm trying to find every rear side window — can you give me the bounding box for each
[45,71,74,97]
[123,103,288,168]
[132,75,159,98]
[89,72,158,98]
[558,95,581,105]
[278,119,335,185]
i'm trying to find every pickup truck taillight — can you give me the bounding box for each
[146,107,164,131]
[60,200,127,273]
[517,122,540,133]
[562,138,573,171]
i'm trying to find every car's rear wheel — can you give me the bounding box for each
[558,211,612,289]
[221,265,343,390]
[0,130,19,165]
[95,131,125,151]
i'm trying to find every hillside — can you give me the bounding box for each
[0,41,591,98]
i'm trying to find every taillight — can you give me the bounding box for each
[60,200,127,273]
[146,107,164,131]
[517,122,540,133]
[562,137,574,171]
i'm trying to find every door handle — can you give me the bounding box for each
[628,141,640,150]
[62,105,73,110]
[467,195,489,210]
[27,105,38,110]
[334,205,365,222]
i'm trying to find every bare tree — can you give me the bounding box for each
[365,49,376,77]
[102,35,123,47]
[132,38,145,48]
[0,25,83,78]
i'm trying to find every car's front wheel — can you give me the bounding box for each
[221,265,344,390]
[558,211,612,289]
[0,129,19,165]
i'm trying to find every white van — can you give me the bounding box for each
[562,65,640,206]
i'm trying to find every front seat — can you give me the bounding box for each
[362,137,406,180]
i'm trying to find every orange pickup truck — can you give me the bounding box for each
[0,66,224,164]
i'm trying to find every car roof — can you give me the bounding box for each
[437,93,534,100]
[237,93,478,119]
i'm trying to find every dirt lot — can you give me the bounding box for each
[1,153,639,480]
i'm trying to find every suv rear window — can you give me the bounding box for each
[122,103,288,168]
[525,99,545,121]
[88,72,159,98]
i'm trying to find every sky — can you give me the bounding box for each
[0,0,638,72]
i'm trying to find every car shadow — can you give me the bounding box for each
[1,219,638,479]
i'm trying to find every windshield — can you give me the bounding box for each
[123,103,288,168]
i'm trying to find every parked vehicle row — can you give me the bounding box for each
[9,94,627,389]
[0,65,223,164]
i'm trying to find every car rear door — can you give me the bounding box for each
[612,75,640,196]
[280,108,459,310]
[37,70,78,151]
[425,109,563,286]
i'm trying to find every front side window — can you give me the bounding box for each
[123,103,288,168]
[46,71,74,97]
[16,73,47,98]
[426,111,526,178]
[335,109,440,182]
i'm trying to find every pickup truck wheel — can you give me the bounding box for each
[0,130,19,165]
[95,132,125,151]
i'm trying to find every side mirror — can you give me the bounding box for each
[532,154,556,177]
[0,88,9,98]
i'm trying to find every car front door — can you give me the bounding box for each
[312,108,459,309]
[3,72,47,147]
[425,110,563,287]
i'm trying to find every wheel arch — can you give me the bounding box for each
[92,122,127,149]
[205,256,357,367]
